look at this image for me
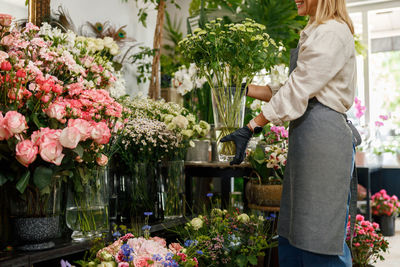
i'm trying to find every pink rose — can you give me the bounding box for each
[0,35,14,47]
[91,122,111,144]
[39,139,64,166]
[45,102,66,122]
[96,154,108,166]
[16,140,38,167]
[59,127,81,149]
[0,112,12,140]
[151,236,167,247]
[68,119,91,141]
[4,111,28,134]
[118,263,130,267]
[169,242,183,254]
[0,13,13,27]
[133,256,152,267]
[0,51,8,64]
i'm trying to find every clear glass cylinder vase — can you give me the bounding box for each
[159,160,185,220]
[66,168,109,241]
[129,162,161,224]
[211,86,246,162]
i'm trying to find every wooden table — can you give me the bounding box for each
[184,161,253,210]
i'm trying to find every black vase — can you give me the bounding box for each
[380,215,395,236]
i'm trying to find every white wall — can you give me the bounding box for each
[0,0,28,21]
[51,0,157,96]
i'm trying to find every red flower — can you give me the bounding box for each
[1,61,12,71]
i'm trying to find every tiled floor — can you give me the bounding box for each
[375,218,400,267]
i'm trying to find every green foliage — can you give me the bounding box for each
[129,46,156,84]
[121,0,180,27]
[239,0,308,65]
[189,0,242,16]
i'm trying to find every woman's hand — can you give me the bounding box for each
[220,126,253,165]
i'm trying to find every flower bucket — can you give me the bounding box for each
[380,215,395,236]
[211,86,246,162]
[245,181,282,207]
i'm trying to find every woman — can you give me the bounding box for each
[221,0,356,266]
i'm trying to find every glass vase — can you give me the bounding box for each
[66,168,109,241]
[128,162,161,224]
[159,160,185,220]
[211,86,246,161]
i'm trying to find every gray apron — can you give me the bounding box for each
[277,47,359,255]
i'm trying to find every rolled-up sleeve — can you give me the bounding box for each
[262,30,348,125]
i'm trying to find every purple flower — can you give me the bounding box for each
[144,211,153,216]
[60,259,71,267]
[113,231,121,238]
[142,225,152,231]
[206,193,213,197]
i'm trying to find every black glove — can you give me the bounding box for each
[220,126,253,165]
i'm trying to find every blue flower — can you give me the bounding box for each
[152,254,163,261]
[142,225,152,231]
[112,231,121,238]
[196,250,203,255]
[144,211,153,216]
[270,213,277,218]
[120,244,134,261]
[206,193,213,197]
[165,252,174,260]
[60,259,71,267]
[184,239,198,247]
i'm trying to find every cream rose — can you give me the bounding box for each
[237,213,250,223]
[59,127,81,149]
[172,115,188,129]
[190,217,203,230]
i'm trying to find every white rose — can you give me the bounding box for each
[59,127,81,149]
[190,217,203,230]
[182,129,194,138]
[250,100,261,111]
[172,115,188,129]
[237,214,250,223]
[103,37,114,48]
[193,125,202,135]
[167,122,176,131]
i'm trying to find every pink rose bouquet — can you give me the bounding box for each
[371,189,400,217]
[0,18,124,217]
[346,214,389,266]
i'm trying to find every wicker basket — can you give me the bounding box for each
[245,181,282,207]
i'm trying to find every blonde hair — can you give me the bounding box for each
[314,0,354,34]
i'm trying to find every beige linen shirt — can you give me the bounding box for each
[262,19,356,124]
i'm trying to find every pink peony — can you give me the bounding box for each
[15,140,38,167]
[59,127,81,149]
[0,13,13,27]
[151,236,167,247]
[96,154,108,166]
[91,122,111,144]
[133,256,152,267]
[4,111,28,134]
[68,119,91,141]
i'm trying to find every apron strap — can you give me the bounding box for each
[349,162,358,255]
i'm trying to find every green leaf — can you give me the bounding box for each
[16,171,30,194]
[0,173,8,186]
[248,255,258,265]
[33,166,53,190]
[31,113,44,128]
[236,255,247,267]
[73,144,84,158]
[40,185,50,195]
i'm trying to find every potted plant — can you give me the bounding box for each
[176,208,277,266]
[346,214,389,267]
[246,124,288,207]
[0,20,124,246]
[371,189,400,236]
[179,18,281,161]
